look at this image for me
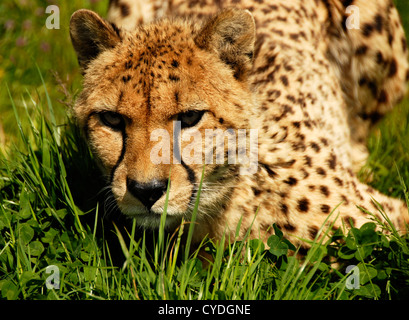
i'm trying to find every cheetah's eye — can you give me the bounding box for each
[99,112,124,130]
[178,110,205,129]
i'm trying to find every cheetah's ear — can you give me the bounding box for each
[70,9,121,71]
[194,8,256,81]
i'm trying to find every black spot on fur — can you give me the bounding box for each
[320,185,330,197]
[377,89,388,103]
[261,163,277,178]
[374,14,383,32]
[310,142,320,152]
[362,23,374,37]
[327,153,337,170]
[358,77,367,86]
[402,37,407,52]
[388,59,398,77]
[304,155,312,167]
[355,45,368,55]
[341,195,349,205]
[284,176,298,186]
[297,198,309,212]
[367,80,378,97]
[280,75,289,86]
[292,121,301,128]
[283,223,296,231]
[286,95,296,103]
[376,51,384,65]
[252,187,261,196]
[320,204,331,214]
[280,203,289,215]
[171,60,179,68]
[308,226,319,239]
[334,177,343,186]
[122,75,131,83]
[169,74,180,81]
[388,33,394,45]
[320,138,328,146]
[125,60,133,69]
[316,167,326,176]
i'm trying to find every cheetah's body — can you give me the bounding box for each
[70,0,409,248]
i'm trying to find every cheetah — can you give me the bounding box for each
[70,0,409,249]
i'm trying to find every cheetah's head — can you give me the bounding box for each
[70,8,256,229]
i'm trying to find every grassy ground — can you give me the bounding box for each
[0,0,409,300]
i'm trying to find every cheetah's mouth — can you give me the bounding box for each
[119,203,188,230]
[113,181,196,230]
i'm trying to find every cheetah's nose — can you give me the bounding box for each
[126,178,168,210]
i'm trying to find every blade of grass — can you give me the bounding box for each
[184,165,205,261]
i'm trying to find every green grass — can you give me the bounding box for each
[0,0,108,147]
[1,0,409,301]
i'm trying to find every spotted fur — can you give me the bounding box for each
[70,0,409,248]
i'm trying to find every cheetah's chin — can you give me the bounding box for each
[120,206,185,230]
[133,214,184,230]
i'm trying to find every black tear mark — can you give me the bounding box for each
[182,161,196,185]
[181,160,196,208]
[110,129,128,184]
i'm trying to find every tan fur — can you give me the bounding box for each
[70,0,409,249]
